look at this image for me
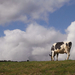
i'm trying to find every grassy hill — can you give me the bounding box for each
[0,60,75,75]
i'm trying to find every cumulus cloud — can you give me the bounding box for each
[66,21,75,60]
[0,21,75,61]
[0,23,66,61]
[58,21,75,60]
[0,0,71,25]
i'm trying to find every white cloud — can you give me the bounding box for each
[66,21,75,60]
[0,21,75,61]
[0,0,71,25]
[1,21,75,61]
[0,23,66,61]
[58,21,75,60]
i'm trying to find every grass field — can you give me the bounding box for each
[0,60,75,75]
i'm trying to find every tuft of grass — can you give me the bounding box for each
[0,60,75,75]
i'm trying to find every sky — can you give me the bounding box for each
[0,0,75,61]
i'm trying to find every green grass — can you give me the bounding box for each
[0,60,75,75]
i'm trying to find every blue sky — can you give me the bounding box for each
[0,0,75,61]
[0,0,75,36]
[49,3,75,33]
[0,21,26,37]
